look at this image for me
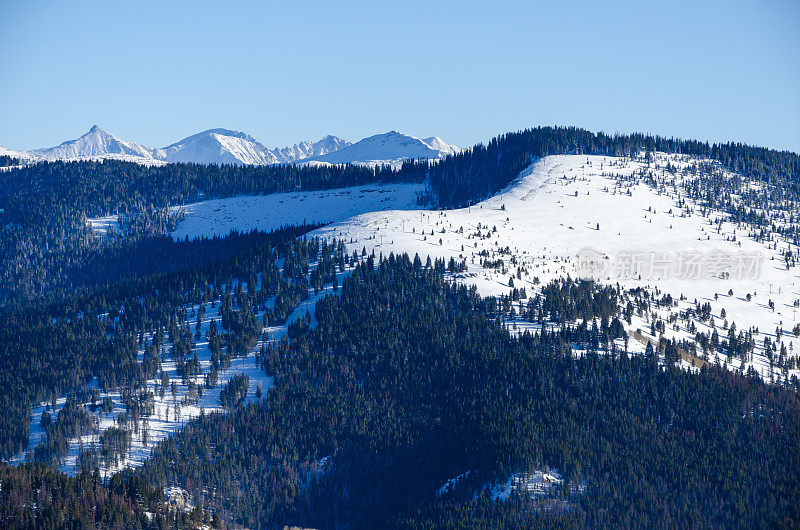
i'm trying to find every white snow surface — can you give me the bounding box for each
[0,145,36,161]
[164,183,425,240]
[422,136,461,157]
[272,134,351,163]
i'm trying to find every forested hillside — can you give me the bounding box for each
[0,462,207,529]
[128,255,799,528]
[0,236,797,528]
[0,226,328,460]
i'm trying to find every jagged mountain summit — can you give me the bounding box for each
[299,131,461,167]
[31,125,157,161]
[272,134,352,163]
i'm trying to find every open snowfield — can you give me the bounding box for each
[170,183,425,240]
[89,183,426,239]
[311,154,800,382]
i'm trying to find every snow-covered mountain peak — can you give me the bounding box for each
[164,128,262,149]
[31,126,156,161]
[159,129,272,165]
[298,131,460,168]
[312,134,351,152]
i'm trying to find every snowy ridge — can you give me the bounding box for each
[17,151,800,479]
[309,153,800,383]
[272,134,351,163]
[422,136,461,157]
[0,145,35,161]
[7,126,351,166]
[88,150,797,386]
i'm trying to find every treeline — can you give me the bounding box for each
[401,126,800,207]
[0,462,212,529]
[3,225,318,309]
[0,155,20,167]
[130,254,799,528]
[0,159,400,223]
[678,160,799,252]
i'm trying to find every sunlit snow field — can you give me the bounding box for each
[88,183,425,239]
[310,154,799,381]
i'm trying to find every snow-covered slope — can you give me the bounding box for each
[307,153,799,383]
[31,125,156,160]
[422,136,460,157]
[84,150,800,385]
[158,128,275,165]
[170,184,424,240]
[86,183,425,240]
[299,131,460,168]
[8,252,357,475]
[28,151,800,477]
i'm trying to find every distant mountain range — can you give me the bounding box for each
[0,126,460,167]
[157,129,351,165]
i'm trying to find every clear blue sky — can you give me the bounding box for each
[1,0,798,152]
